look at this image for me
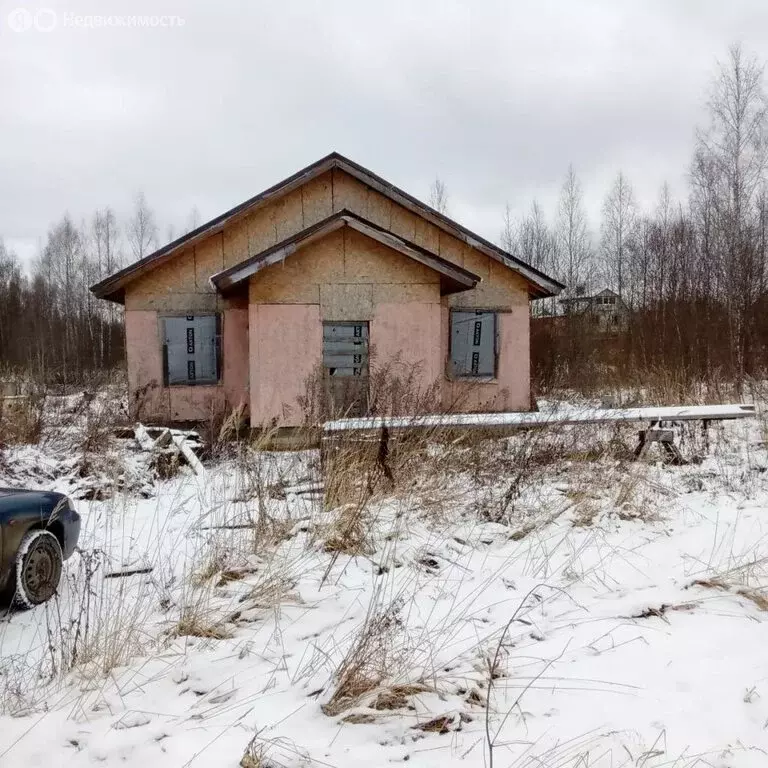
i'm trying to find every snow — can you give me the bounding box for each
[2,405,768,766]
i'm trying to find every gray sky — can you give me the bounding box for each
[2,0,768,266]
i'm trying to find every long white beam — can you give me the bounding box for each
[323,403,756,433]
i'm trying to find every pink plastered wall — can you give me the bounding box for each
[370,303,442,401]
[125,307,250,422]
[441,305,530,412]
[249,304,322,426]
[125,310,168,418]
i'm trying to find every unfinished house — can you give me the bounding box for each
[91,153,563,425]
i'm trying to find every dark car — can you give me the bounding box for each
[0,488,81,607]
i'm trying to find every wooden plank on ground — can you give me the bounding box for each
[172,434,205,476]
[154,428,173,449]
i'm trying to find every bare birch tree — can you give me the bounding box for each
[601,172,637,301]
[93,207,121,278]
[515,201,556,274]
[127,191,158,261]
[555,165,593,295]
[186,205,202,234]
[37,216,83,385]
[515,201,557,315]
[500,203,515,253]
[428,177,449,215]
[92,208,122,362]
[692,43,768,379]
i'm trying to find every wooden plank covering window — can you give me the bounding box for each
[322,322,369,417]
[322,323,369,377]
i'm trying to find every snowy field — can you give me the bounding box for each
[2,395,768,767]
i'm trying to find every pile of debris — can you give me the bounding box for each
[130,423,206,478]
[53,424,206,501]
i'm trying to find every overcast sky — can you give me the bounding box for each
[2,0,768,266]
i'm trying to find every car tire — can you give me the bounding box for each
[14,530,63,608]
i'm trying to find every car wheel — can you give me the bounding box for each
[14,530,63,608]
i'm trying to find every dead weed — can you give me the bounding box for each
[322,601,405,717]
[371,683,430,711]
[171,616,234,640]
[688,578,768,611]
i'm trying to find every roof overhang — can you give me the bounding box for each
[210,209,481,296]
[90,152,565,304]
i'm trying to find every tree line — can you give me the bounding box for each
[502,44,768,391]
[0,193,186,389]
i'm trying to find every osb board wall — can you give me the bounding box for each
[248,227,442,321]
[123,168,531,312]
[125,234,240,312]
[448,257,530,309]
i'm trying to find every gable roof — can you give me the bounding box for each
[211,209,481,295]
[90,152,565,303]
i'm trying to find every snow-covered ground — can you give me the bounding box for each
[2,398,768,767]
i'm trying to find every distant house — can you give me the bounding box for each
[90,153,563,425]
[559,288,628,332]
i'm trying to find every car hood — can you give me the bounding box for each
[0,488,70,515]
[0,488,26,497]
[0,487,55,498]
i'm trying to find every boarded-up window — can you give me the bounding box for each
[322,322,369,417]
[450,310,496,377]
[163,315,220,385]
[322,323,369,377]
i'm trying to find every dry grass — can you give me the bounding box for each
[0,541,156,714]
[201,400,249,460]
[152,450,182,480]
[321,503,371,555]
[689,578,768,611]
[536,359,744,408]
[322,600,406,716]
[413,712,465,733]
[216,568,253,588]
[171,614,234,640]
[170,576,236,640]
[192,547,232,586]
[341,712,377,724]
[239,735,281,768]
[371,682,430,710]
[570,496,600,527]
[0,393,44,445]
[242,570,299,609]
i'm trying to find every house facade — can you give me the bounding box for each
[91,154,563,426]
[559,288,628,333]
